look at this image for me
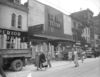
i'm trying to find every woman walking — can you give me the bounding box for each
[73,48,79,67]
[47,52,52,68]
[68,51,73,62]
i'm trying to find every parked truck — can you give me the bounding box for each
[0,49,32,71]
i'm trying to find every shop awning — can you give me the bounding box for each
[28,24,74,42]
[34,34,74,42]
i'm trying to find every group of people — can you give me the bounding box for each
[68,47,85,67]
[34,51,52,70]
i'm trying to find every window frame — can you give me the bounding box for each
[18,15,22,29]
[11,13,16,27]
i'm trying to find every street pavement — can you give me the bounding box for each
[3,57,100,77]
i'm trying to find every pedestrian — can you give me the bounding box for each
[81,49,85,63]
[39,52,46,69]
[92,48,96,58]
[0,55,6,77]
[68,51,73,62]
[35,52,40,70]
[46,52,52,68]
[73,48,79,67]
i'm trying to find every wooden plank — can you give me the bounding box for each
[0,49,32,58]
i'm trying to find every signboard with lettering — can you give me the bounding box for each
[45,5,64,37]
[48,14,61,29]
[0,28,21,36]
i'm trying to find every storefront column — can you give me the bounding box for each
[15,37,18,49]
[0,35,2,49]
[3,34,7,49]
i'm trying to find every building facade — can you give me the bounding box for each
[28,0,45,27]
[93,13,100,48]
[28,0,73,59]
[70,9,94,48]
[28,0,73,40]
[0,0,28,49]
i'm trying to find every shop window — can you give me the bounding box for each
[11,13,16,27]
[18,15,22,29]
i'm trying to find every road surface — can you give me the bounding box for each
[5,57,100,77]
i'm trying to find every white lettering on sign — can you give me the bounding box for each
[48,14,61,29]
[0,28,21,36]
[7,31,10,35]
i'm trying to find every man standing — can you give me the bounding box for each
[0,55,6,77]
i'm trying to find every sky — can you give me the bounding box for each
[21,0,100,16]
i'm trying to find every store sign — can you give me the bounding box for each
[48,14,61,29]
[0,28,21,36]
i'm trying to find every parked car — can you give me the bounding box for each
[61,51,68,60]
[86,48,94,58]
[86,51,94,58]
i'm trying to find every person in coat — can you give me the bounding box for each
[68,51,73,62]
[80,49,85,63]
[39,52,46,69]
[73,48,79,67]
[46,52,52,68]
[35,52,40,70]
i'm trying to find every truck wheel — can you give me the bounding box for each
[11,59,23,71]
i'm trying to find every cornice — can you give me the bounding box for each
[0,0,28,13]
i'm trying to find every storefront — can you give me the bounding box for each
[28,24,74,59]
[0,28,28,49]
[28,4,75,59]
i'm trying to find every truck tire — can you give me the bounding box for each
[11,59,23,71]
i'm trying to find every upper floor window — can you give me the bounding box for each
[8,0,14,2]
[8,0,21,4]
[11,13,16,27]
[73,22,76,28]
[14,0,20,4]
[18,15,22,29]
